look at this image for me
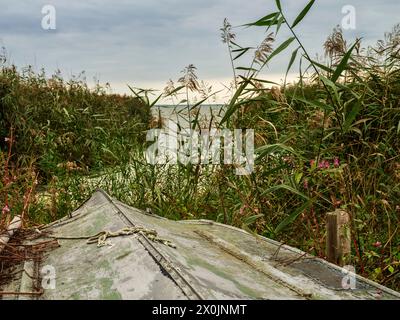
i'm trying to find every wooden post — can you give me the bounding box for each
[326,210,351,266]
[0,216,22,255]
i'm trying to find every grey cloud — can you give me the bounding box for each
[0,0,399,93]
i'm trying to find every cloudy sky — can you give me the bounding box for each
[1,0,399,102]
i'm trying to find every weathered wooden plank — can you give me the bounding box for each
[0,216,22,255]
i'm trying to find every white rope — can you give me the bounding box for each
[85,226,177,248]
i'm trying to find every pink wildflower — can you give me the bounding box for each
[372,241,382,248]
[333,157,340,168]
[318,160,330,169]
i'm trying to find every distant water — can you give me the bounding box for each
[152,104,225,128]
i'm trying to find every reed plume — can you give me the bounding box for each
[254,32,274,65]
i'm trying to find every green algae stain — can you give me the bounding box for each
[186,256,262,298]
[99,278,122,300]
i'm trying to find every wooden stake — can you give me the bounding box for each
[0,215,22,254]
[326,210,351,266]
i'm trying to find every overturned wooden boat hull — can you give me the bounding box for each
[1,190,399,300]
